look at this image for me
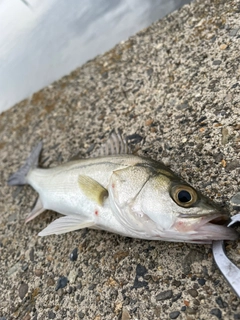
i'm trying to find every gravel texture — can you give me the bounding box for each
[1,0,240,319]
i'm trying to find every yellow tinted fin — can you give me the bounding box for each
[78,175,108,206]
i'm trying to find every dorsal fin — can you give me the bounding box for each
[92,129,131,157]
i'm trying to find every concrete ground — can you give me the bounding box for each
[1,0,240,319]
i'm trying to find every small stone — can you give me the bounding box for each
[121,307,130,320]
[35,268,43,277]
[145,118,154,126]
[172,292,182,302]
[22,315,30,320]
[68,269,78,284]
[48,310,56,319]
[229,28,239,36]
[231,83,239,89]
[177,103,189,110]
[126,133,143,144]
[169,311,180,319]
[70,248,78,261]
[230,193,240,207]
[188,289,198,298]
[8,263,21,276]
[88,284,97,290]
[213,60,222,65]
[225,160,240,171]
[132,278,148,289]
[78,311,85,319]
[22,263,28,272]
[55,276,68,291]
[136,264,147,277]
[172,280,181,287]
[219,44,228,50]
[19,282,28,299]
[216,296,228,309]
[222,127,229,145]
[29,247,34,261]
[156,290,173,301]
[47,277,55,287]
[181,306,186,311]
[210,308,222,319]
[187,307,197,315]
[234,314,240,320]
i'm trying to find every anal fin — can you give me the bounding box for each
[38,215,95,236]
[25,197,45,223]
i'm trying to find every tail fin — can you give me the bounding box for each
[8,142,43,186]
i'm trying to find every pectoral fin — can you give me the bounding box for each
[38,215,94,236]
[78,175,108,205]
[25,197,45,223]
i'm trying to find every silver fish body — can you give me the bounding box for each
[8,136,238,244]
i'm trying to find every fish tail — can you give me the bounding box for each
[7,142,43,186]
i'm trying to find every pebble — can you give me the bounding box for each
[35,268,43,277]
[135,264,147,277]
[229,28,239,36]
[156,290,173,301]
[126,133,143,144]
[216,296,228,308]
[225,160,240,171]
[219,43,228,50]
[78,311,85,319]
[234,314,240,320]
[88,283,97,290]
[55,276,68,291]
[121,307,130,320]
[29,247,34,261]
[19,282,28,299]
[70,247,78,261]
[210,308,222,319]
[230,193,240,207]
[221,127,229,145]
[8,262,21,276]
[188,289,198,298]
[172,280,181,287]
[22,263,28,272]
[68,269,78,284]
[47,277,55,287]
[213,60,222,65]
[197,278,206,286]
[172,292,182,302]
[169,311,180,319]
[48,311,56,319]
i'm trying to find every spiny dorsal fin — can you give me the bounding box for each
[78,175,108,206]
[92,129,131,157]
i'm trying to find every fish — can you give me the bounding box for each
[7,131,238,244]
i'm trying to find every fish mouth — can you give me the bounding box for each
[174,212,239,243]
[195,213,238,241]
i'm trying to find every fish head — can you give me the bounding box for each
[109,164,238,243]
[137,173,238,243]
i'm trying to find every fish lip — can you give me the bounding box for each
[179,211,229,221]
[192,212,238,241]
[173,211,238,241]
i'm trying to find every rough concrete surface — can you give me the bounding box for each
[1,0,240,319]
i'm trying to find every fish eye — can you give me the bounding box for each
[171,185,198,207]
